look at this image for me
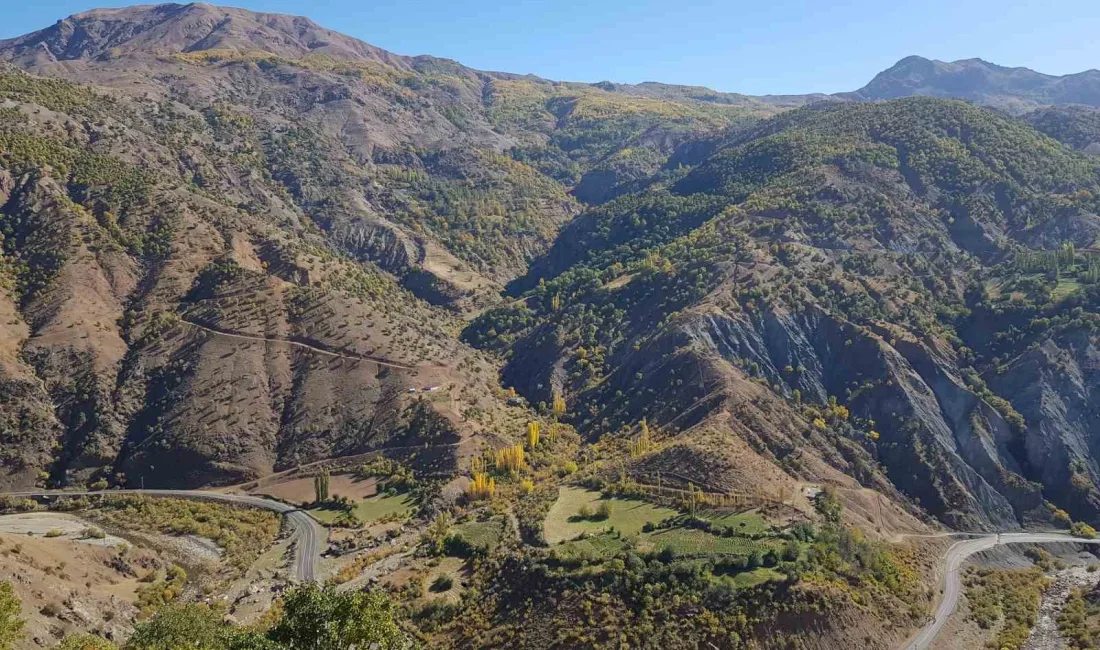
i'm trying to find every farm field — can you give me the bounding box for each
[637,527,784,556]
[253,474,379,504]
[543,487,677,543]
[702,508,772,535]
[450,518,507,552]
[309,492,415,525]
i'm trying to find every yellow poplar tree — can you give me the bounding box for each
[552,392,567,417]
[527,421,540,448]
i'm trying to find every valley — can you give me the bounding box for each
[2,2,1100,648]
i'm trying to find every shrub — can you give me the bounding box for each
[44,529,64,538]
[58,634,118,650]
[82,527,105,540]
[430,574,454,592]
[1071,521,1097,539]
[594,501,613,521]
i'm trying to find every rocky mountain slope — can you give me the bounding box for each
[472,97,1100,531]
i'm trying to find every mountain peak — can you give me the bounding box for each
[0,2,396,66]
[844,55,1100,112]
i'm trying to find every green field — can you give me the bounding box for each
[551,533,631,561]
[637,528,782,557]
[1053,277,1082,301]
[544,487,677,544]
[309,492,415,524]
[702,508,772,535]
[728,567,784,588]
[450,519,506,552]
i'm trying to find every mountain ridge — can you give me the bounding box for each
[8,5,1100,115]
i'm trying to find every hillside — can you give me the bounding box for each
[473,97,1100,531]
[5,4,1100,649]
[0,3,769,489]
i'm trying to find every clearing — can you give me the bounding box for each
[310,492,416,525]
[544,486,677,543]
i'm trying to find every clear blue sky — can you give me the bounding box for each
[3,0,1099,95]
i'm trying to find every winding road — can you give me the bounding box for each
[902,532,1100,650]
[0,489,324,582]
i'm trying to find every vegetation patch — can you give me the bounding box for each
[87,496,279,572]
[309,492,416,527]
[543,486,677,543]
[448,519,507,555]
[963,566,1051,650]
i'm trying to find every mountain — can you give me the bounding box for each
[1025,104,1100,153]
[474,96,1100,532]
[844,55,1100,113]
[5,5,1100,649]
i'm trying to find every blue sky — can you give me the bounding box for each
[3,0,1099,95]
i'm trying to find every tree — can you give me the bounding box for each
[551,392,567,417]
[59,634,118,650]
[313,470,330,504]
[268,584,410,650]
[124,603,230,650]
[526,421,540,449]
[0,582,24,650]
[814,487,843,526]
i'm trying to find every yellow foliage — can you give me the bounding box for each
[494,445,526,472]
[527,421,541,449]
[519,479,535,495]
[869,430,881,441]
[628,418,654,457]
[813,417,827,430]
[552,392,567,417]
[466,472,495,500]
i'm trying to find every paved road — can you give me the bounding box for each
[1,489,324,582]
[902,532,1100,650]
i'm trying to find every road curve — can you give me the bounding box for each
[902,532,1100,650]
[0,489,324,582]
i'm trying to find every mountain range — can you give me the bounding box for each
[3,5,1100,645]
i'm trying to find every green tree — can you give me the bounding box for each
[59,634,118,650]
[268,584,410,650]
[313,470,330,504]
[0,582,24,650]
[125,603,231,650]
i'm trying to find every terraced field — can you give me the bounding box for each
[637,528,783,557]
[450,518,507,552]
[551,533,631,560]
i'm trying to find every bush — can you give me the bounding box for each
[1071,521,1097,539]
[44,529,65,538]
[58,633,118,650]
[594,501,613,521]
[82,527,105,540]
[430,574,454,592]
